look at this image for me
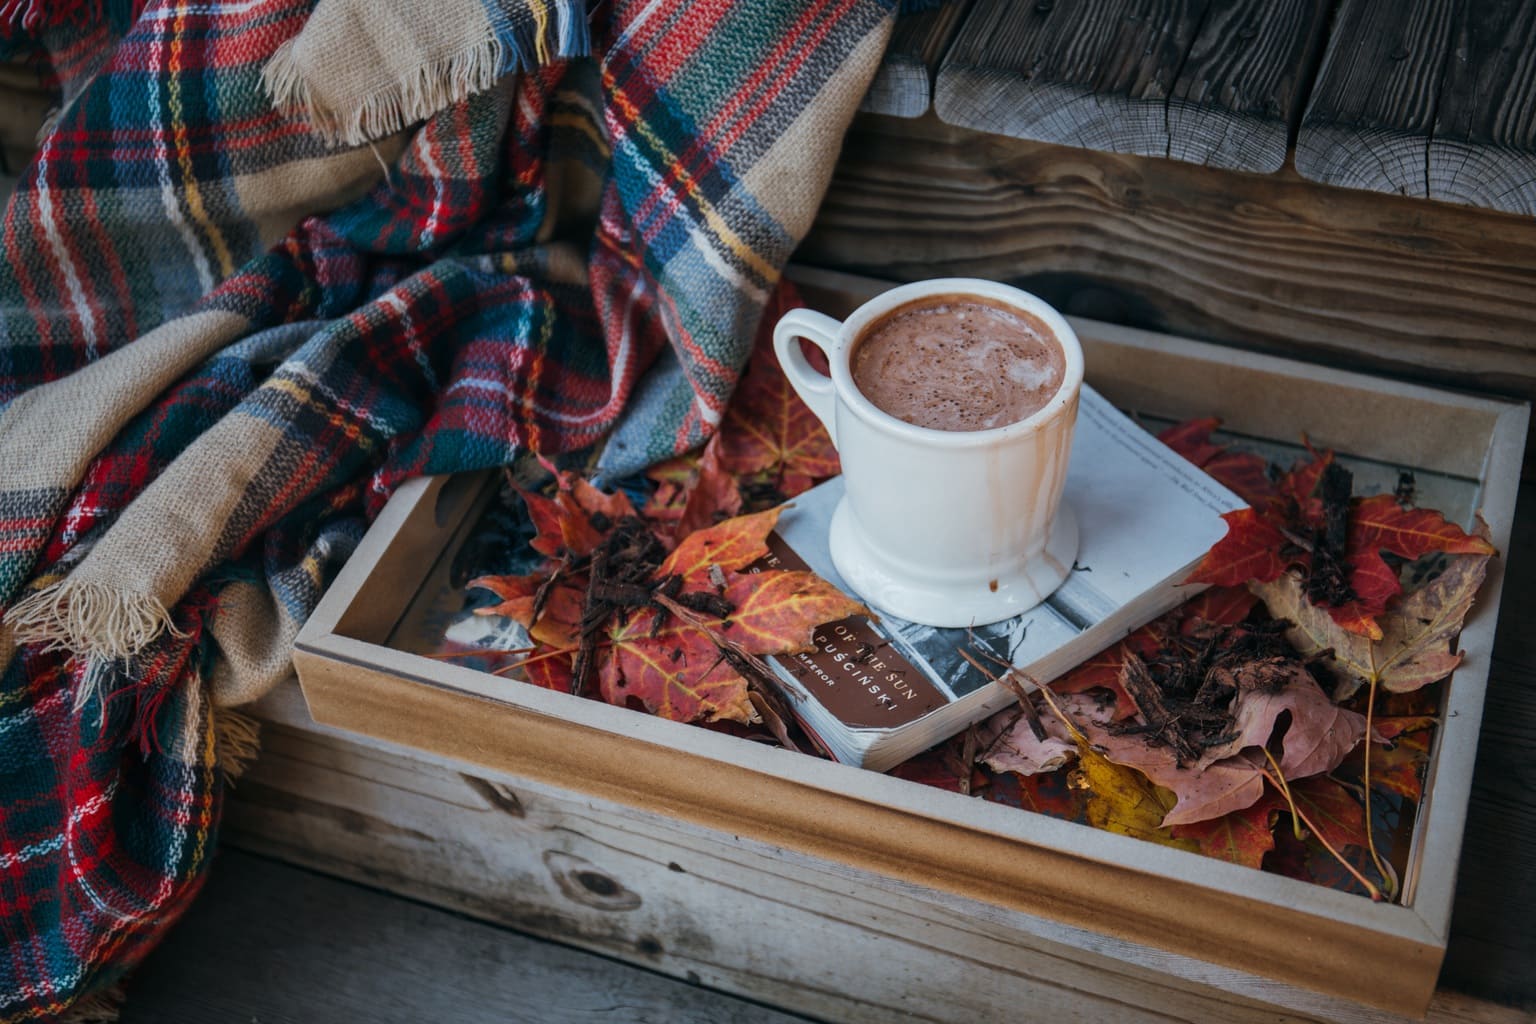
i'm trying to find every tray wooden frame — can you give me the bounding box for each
[293,269,1527,1021]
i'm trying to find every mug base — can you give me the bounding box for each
[829,500,1080,629]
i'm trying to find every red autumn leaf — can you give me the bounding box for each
[658,507,783,580]
[1281,446,1334,508]
[888,741,984,794]
[1288,775,1369,852]
[1372,715,1436,742]
[600,630,756,724]
[715,571,867,655]
[1186,507,1292,586]
[1201,450,1279,510]
[520,487,609,559]
[1322,548,1404,639]
[1348,494,1497,562]
[523,650,575,692]
[672,435,743,540]
[1051,620,1169,722]
[1178,585,1258,630]
[1156,418,1276,508]
[1171,787,1288,869]
[468,574,584,648]
[979,768,1083,821]
[1195,662,1366,780]
[1158,418,1224,466]
[716,302,840,497]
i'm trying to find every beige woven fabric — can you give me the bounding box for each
[263,0,506,146]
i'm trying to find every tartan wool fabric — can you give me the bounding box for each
[0,0,895,1018]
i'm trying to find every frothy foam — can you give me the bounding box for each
[850,297,1065,432]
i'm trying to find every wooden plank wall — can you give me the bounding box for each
[934,0,1331,174]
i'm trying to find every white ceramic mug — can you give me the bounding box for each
[774,279,1083,627]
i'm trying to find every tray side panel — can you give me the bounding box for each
[291,648,1442,1017]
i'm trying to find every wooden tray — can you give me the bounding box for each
[292,268,1527,1021]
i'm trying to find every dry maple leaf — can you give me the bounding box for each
[1195,662,1366,780]
[1157,418,1278,509]
[1287,775,1369,852]
[1252,552,1490,700]
[599,628,756,723]
[989,692,1267,829]
[715,307,840,496]
[472,497,864,727]
[1186,507,1292,587]
[1170,787,1289,869]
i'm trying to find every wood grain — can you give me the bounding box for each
[798,113,1536,467]
[1428,0,1536,215]
[860,0,972,119]
[1167,0,1331,172]
[118,849,807,1024]
[1296,0,1459,198]
[229,679,1536,1023]
[934,0,1209,158]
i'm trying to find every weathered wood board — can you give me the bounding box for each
[1428,0,1536,216]
[119,849,809,1024]
[860,0,972,118]
[799,113,1536,470]
[934,0,1331,173]
[1296,0,1458,198]
[230,683,1531,1024]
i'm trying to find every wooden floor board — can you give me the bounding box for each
[118,849,810,1024]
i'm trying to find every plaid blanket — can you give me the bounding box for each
[0,0,894,1017]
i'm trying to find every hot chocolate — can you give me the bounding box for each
[850,297,1066,432]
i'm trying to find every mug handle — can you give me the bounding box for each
[773,308,844,445]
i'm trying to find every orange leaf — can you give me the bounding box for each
[602,631,754,724]
[1288,776,1368,851]
[468,574,540,620]
[1179,585,1258,629]
[519,488,607,559]
[672,435,743,541]
[469,574,584,648]
[1171,787,1288,869]
[523,650,575,692]
[658,507,783,581]
[716,294,840,497]
[1370,730,1430,804]
[1158,418,1224,466]
[1282,446,1334,508]
[1053,645,1139,721]
[716,570,867,655]
[1323,549,1402,639]
[1201,450,1279,510]
[1186,508,1292,586]
[1348,494,1497,562]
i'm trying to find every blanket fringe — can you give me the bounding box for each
[262,34,507,147]
[212,706,262,781]
[59,983,125,1024]
[5,581,186,665]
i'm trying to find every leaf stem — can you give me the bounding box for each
[491,644,584,677]
[1261,766,1383,902]
[1262,749,1305,841]
[1362,666,1397,899]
